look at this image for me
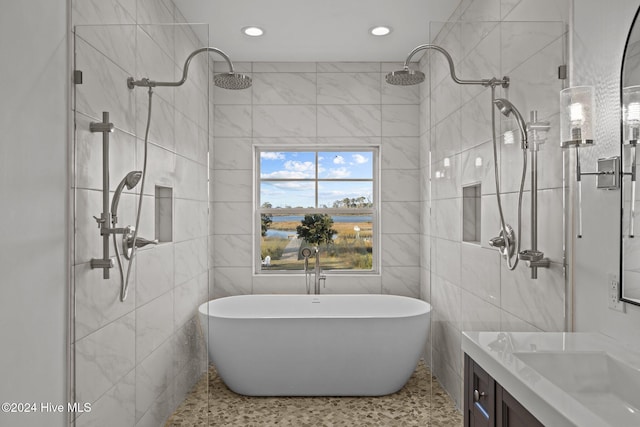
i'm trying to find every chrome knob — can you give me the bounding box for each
[473,389,486,402]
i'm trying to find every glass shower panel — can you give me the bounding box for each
[427,19,566,422]
[72,22,210,426]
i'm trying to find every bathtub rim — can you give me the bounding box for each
[198,294,431,320]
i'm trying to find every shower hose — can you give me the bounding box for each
[489,86,527,271]
[113,86,153,302]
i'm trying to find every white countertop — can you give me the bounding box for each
[462,331,640,427]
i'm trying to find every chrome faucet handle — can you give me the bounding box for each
[122,226,158,260]
[489,236,505,248]
[133,236,158,248]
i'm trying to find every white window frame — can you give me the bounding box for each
[254,145,380,275]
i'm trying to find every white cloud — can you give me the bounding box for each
[261,160,315,179]
[323,167,351,179]
[352,154,368,164]
[333,155,345,164]
[268,181,314,191]
[284,160,314,173]
[260,152,285,160]
[261,170,309,179]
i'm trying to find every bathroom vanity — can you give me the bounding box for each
[462,331,640,427]
[465,354,542,426]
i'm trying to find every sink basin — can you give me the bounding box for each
[462,332,640,426]
[514,351,640,424]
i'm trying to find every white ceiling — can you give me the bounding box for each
[172,0,459,62]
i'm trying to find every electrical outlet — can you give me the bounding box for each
[608,278,625,313]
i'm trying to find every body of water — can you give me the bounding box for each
[271,215,372,223]
[265,229,296,238]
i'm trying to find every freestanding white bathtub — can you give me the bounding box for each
[198,294,431,396]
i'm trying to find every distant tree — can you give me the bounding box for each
[260,202,273,237]
[332,196,373,208]
[296,214,337,245]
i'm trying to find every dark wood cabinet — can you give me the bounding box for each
[465,354,543,427]
[465,355,495,426]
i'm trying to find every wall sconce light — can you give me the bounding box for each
[560,86,595,148]
[561,86,619,238]
[623,86,640,237]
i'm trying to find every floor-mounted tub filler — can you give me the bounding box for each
[198,294,431,396]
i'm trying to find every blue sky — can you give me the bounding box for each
[260,151,373,208]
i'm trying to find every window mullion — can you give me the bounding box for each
[315,151,319,208]
[257,147,378,274]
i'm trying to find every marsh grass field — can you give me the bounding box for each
[262,221,373,270]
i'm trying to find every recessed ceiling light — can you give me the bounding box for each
[370,26,391,36]
[242,26,264,37]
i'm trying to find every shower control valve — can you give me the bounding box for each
[122,226,158,260]
[489,225,516,259]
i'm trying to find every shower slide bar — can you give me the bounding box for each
[89,112,153,278]
[89,112,115,278]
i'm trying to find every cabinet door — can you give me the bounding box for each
[465,354,495,427]
[496,384,544,427]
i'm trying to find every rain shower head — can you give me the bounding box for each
[385,44,509,88]
[128,47,252,90]
[214,72,252,90]
[385,68,426,86]
[111,171,142,218]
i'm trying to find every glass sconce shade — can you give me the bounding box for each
[560,86,595,148]
[623,85,640,144]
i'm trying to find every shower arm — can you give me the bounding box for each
[403,44,509,88]
[127,47,235,89]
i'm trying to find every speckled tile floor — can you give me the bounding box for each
[165,362,463,427]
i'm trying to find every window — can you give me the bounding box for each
[256,147,378,273]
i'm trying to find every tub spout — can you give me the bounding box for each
[314,247,326,294]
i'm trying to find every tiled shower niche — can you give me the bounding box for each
[463,184,481,244]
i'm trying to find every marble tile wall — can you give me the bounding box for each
[421,0,571,410]
[211,62,422,298]
[71,1,209,426]
[573,0,640,348]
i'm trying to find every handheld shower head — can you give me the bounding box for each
[493,98,513,116]
[111,171,142,221]
[493,98,527,149]
[123,170,142,189]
